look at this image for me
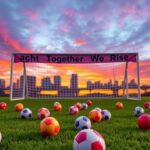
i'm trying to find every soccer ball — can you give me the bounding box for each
[86,100,92,106]
[54,102,62,111]
[134,106,144,117]
[73,129,106,150]
[144,102,150,108]
[137,114,150,130]
[0,102,7,110]
[75,102,82,110]
[88,109,102,122]
[39,117,60,136]
[69,106,79,115]
[101,110,111,120]
[20,108,32,119]
[0,132,1,142]
[94,107,102,113]
[116,102,123,109]
[75,116,91,130]
[37,108,50,120]
[15,103,24,112]
[82,103,88,110]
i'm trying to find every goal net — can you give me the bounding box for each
[10,53,141,100]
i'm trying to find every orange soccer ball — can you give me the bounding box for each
[14,103,24,112]
[54,102,62,112]
[116,102,124,109]
[75,102,82,110]
[39,117,60,137]
[88,109,102,122]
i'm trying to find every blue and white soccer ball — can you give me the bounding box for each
[134,106,144,117]
[81,103,88,110]
[0,131,2,143]
[101,109,111,120]
[75,116,91,130]
[20,108,32,119]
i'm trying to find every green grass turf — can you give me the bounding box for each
[0,97,150,150]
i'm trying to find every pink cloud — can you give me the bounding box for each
[0,22,32,53]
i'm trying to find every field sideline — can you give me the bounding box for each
[0,97,150,150]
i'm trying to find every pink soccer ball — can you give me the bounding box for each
[73,129,106,150]
[69,106,79,115]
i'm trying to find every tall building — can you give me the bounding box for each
[54,76,61,88]
[0,79,5,89]
[41,77,52,89]
[70,74,78,89]
[70,74,78,96]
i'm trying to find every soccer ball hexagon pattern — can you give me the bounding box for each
[86,100,92,106]
[37,107,50,120]
[54,102,62,111]
[116,102,123,109]
[82,103,88,110]
[69,106,79,115]
[94,107,102,113]
[20,108,32,119]
[15,103,24,112]
[75,102,82,110]
[134,106,144,117]
[39,117,60,136]
[73,129,106,150]
[75,116,91,130]
[101,110,111,120]
[88,110,102,122]
[0,102,7,110]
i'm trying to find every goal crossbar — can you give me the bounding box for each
[10,53,141,101]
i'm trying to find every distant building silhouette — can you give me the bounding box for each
[54,76,61,89]
[0,79,5,89]
[41,77,52,90]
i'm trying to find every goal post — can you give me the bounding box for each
[10,53,141,101]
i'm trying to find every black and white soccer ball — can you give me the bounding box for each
[101,109,111,120]
[134,106,144,117]
[81,103,88,110]
[75,116,91,130]
[20,108,32,119]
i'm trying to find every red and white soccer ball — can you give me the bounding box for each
[69,106,79,115]
[73,129,106,150]
[37,108,50,120]
[0,102,7,110]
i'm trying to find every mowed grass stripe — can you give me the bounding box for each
[0,97,150,150]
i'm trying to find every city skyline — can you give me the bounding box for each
[0,0,150,88]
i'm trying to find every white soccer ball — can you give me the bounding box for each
[0,131,2,143]
[21,108,32,119]
[73,129,106,150]
[101,109,111,120]
[94,107,102,113]
[134,106,144,117]
[82,103,88,110]
[75,116,91,130]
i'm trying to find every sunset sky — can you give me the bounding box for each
[0,0,150,86]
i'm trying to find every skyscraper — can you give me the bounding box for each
[0,79,5,89]
[54,76,61,88]
[41,77,52,89]
[70,74,78,89]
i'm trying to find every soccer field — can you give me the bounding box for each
[0,97,150,150]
